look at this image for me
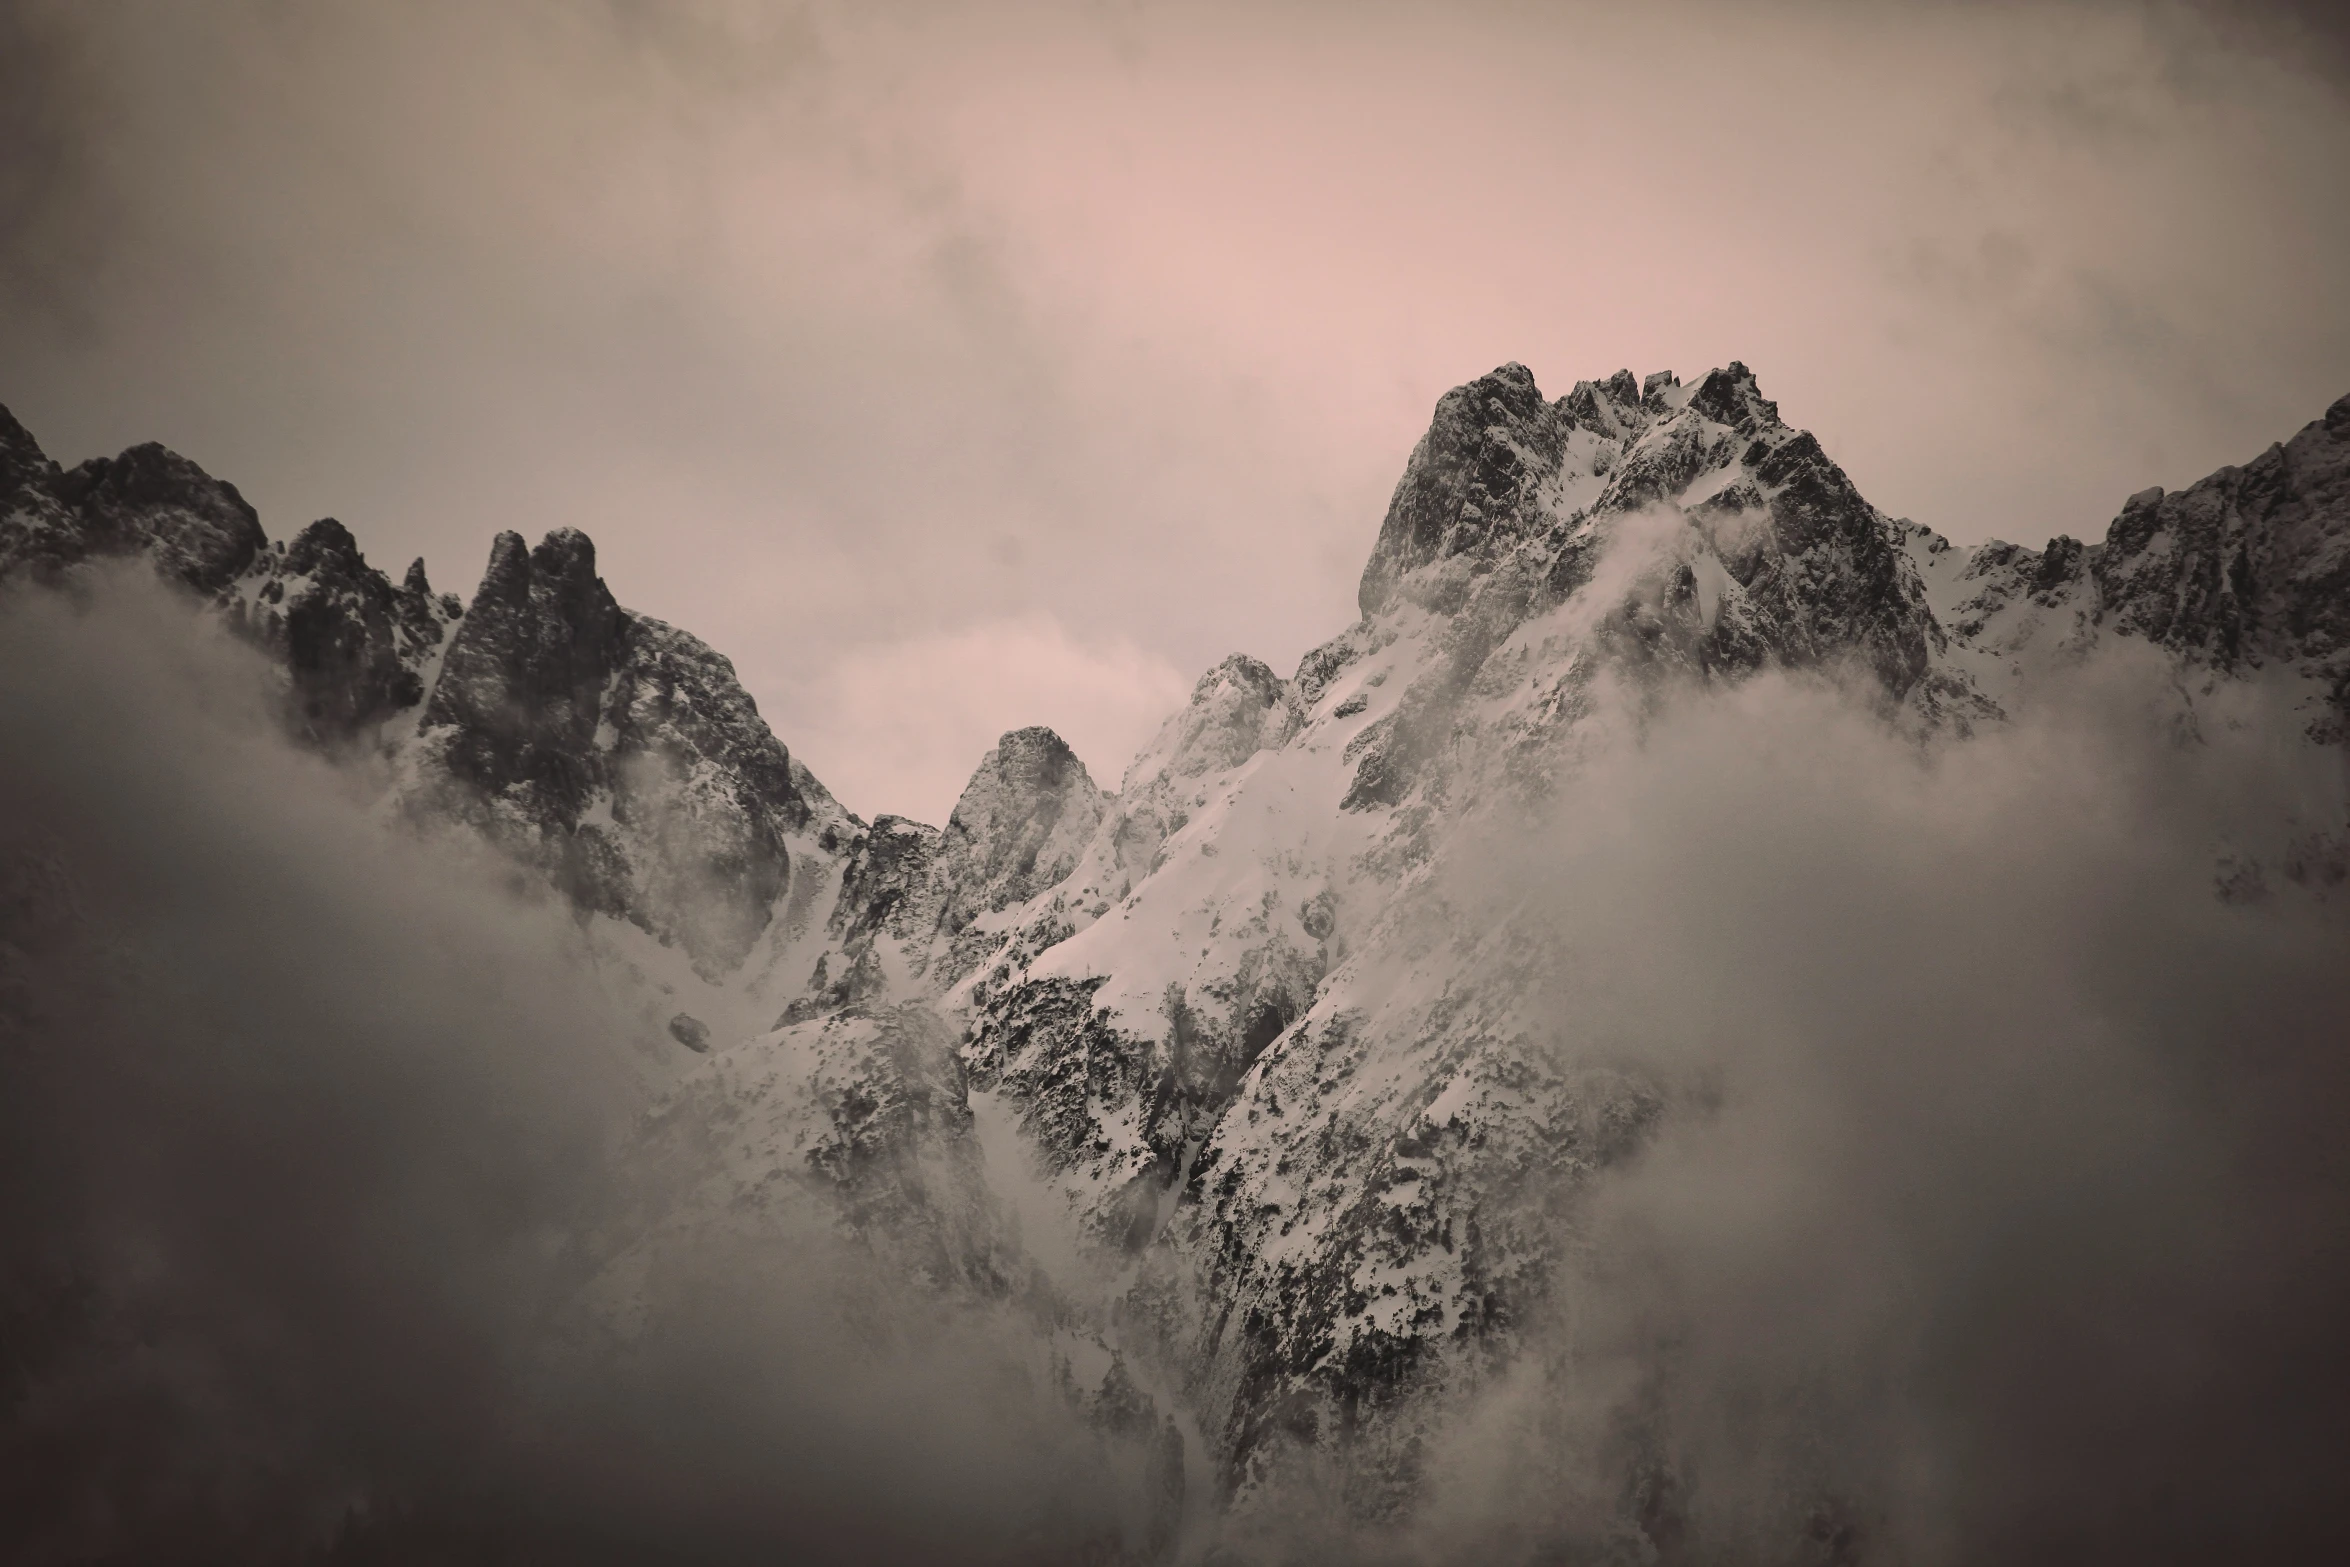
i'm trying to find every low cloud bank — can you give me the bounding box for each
[1379,660,2350,1565]
[5,575,2347,1565]
[0,578,1141,1565]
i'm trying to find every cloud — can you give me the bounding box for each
[789,614,1194,825]
[0,574,1153,1565]
[2,0,2344,823]
[1275,657,2350,1564]
[6,539,2349,1562]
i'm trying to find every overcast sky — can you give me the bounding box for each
[5,0,2347,824]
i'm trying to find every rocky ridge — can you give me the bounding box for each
[6,368,2347,1558]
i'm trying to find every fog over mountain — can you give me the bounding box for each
[4,352,2347,1563]
[7,0,2350,823]
[6,3,2350,1561]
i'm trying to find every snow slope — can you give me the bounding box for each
[6,368,2346,1553]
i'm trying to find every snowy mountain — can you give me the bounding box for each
[5,366,2345,1557]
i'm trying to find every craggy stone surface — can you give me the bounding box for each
[7,370,2347,1555]
[415,527,817,972]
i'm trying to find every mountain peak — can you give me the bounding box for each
[31,441,267,595]
[531,525,600,583]
[932,726,1109,958]
[1357,363,1570,616]
[1687,361,1779,432]
[285,516,363,572]
[0,401,56,480]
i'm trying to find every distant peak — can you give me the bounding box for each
[476,531,533,605]
[530,526,599,582]
[1688,362,1779,431]
[1640,369,1686,414]
[0,402,54,474]
[986,725,1087,780]
[286,517,363,573]
[1192,653,1284,703]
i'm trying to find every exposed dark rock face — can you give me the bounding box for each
[1923,390,2350,739]
[241,518,453,740]
[0,413,468,748]
[0,405,79,581]
[1337,361,1959,813]
[830,815,945,949]
[423,528,630,817]
[1358,363,1565,618]
[0,406,841,979]
[927,726,1108,978]
[0,413,455,745]
[51,443,268,596]
[1733,425,1939,694]
[0,411,264,595]
[415,528,817,973]
[2095,394,2350,725]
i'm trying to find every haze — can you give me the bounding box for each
[5,0,2347,822]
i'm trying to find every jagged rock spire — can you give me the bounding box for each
[934,726,1108,943]
[1358,363,1566,618]
[424,527,630,818]
[0,417,265,596]
[53,442,267,595]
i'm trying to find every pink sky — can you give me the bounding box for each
[5,0,2347,823]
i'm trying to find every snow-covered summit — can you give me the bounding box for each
[1906,390,2350,734]
[6,364,2347,1554]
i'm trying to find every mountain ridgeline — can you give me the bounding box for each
[4,364,2346,1561]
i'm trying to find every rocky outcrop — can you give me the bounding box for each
[829,814,946,950]
[0,404,80,582]
[50,444,269,597]
[0,409,265,596]
[238,519,456,740]
[939,363,2350,1541]
[1357,363,1566,617]
[1909,391,2350,735]
[0,413,457,743]
[0,408,851,980]
[413,528,827,974]
[927,726,1109,979]
[422,528,629,815]
[1332,361,1966,816]
[2096,394,2350,726]
[9,368,2347,1559]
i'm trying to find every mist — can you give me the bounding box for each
[5,582,2347,1560]
[1292,661,2350,1566]
[6,0,2349,822]
[0,576,1152,1566]
[5,0,2348,1554]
